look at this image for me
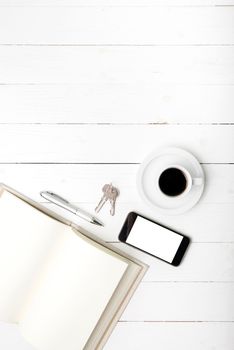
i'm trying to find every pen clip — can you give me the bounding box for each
[47,192,70,205]
[40,191,77,213]
[40,191,71,206]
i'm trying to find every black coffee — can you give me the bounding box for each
[158,167,187,196]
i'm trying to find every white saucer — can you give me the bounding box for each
[136,147,205,215]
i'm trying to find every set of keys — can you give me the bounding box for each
[95,183,119,216]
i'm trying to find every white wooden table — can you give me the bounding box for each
[0,1,233,349]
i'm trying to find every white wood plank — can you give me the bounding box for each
[0,125,232,163]
[0,7,233,45]
[0,0,234,6]
[0,46,233,85]
[1,322,234,350]
[2,162,230,280]
[0,84,233,124]
[1,164,233,204]
[121,282,234,321]
[110,242,234,282]
[47,202,234,243]
[0,164,233,242]
[0,164,234,205]
[105,322,234,350]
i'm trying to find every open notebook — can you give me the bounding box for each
[0,184,147,350]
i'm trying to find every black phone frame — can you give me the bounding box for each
[118,211,190,266]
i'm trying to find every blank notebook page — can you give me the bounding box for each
[0,189,67,323]
[19,228,128,350]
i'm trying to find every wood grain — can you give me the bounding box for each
[121,282,234,321]
[0,46,233,85]
[0,1,233,349]
[110,242,234,282]
[15,321,234,350]
[0,164,233,242]
[0,7,233,45]
[1,164,233,203]
[0,124,232,163]
[0,0,234,6]
[0,84,233,124]
[106,322,234,350]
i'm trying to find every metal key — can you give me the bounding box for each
[109,187,119,216]
[95,183,113,213]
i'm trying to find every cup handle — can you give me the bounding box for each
[192,177,203,186]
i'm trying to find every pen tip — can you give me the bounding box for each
[93,218,104,227]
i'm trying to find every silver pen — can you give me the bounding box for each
[40,191,103,227]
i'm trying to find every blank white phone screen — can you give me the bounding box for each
[126,216,183,263]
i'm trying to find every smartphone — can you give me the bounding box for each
[118,212,190,266]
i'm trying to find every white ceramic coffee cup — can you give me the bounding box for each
[157,164,203,197]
